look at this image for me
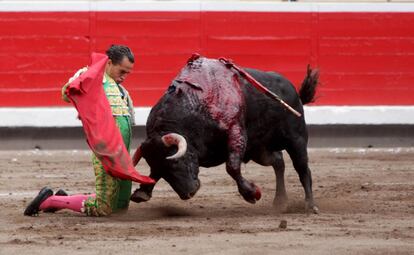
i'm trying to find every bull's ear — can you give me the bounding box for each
[141,138,160,157]
[142,136,170,159]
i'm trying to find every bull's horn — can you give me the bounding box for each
[132,145,142,166]
[161,133,187,160]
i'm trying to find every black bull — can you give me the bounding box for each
[131,55,320,214]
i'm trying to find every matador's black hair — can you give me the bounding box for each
[106,45,134,64]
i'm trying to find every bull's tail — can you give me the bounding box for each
[299,65,319,105]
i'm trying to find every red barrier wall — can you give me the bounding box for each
[1,10,414,106]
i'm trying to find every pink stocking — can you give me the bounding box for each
[40,194,96,213]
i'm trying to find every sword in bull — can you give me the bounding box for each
[218,57,302,118]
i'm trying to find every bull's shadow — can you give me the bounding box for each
[123,198,310,223]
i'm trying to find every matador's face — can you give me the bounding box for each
[106,56,134,84]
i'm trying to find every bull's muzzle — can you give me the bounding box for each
[179,179,201,200]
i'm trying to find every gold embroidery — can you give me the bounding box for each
[111,107,130,116]
[103,74,131,117]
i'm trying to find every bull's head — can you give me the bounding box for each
[138,133,201,200]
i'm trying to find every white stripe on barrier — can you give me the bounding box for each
[1,1,414,13]
[304,106,414,125]
[0,107,151,127]
[0,106,413,127]
[0,1,91,12]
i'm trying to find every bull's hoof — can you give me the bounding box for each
[239,182,261,204]
[305,202,319,215]
[311,205,320,214]
[273,196,288,213]
[130,189,152,203]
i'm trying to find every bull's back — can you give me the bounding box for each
[242,68,307,154]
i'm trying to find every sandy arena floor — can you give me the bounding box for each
[0,148,413,254]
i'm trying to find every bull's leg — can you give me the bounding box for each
[130,175,160,203]
[254,150,288,212]
[286,139,319,214]
[272,152,288,213]
[226,125,261,204]
[130,184,155,203]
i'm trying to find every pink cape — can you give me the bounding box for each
[65,53,155,184]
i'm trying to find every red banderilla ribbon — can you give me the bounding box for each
[219,57,302,117]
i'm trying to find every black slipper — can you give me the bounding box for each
[24,187,53,216]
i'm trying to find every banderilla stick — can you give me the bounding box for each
[219,58,302,117]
